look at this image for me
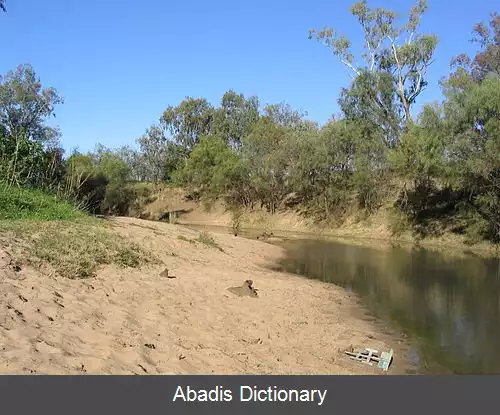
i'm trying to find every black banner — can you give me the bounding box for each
[0,375,495,414]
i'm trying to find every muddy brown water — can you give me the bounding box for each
[184,224,500,374]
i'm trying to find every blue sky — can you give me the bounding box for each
[0,0,497,153]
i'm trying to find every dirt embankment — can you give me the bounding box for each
[0,217,407,375]
[136,187,500,257]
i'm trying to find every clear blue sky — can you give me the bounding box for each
[0,0,497,153]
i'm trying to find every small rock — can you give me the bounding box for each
[160,268,175,278]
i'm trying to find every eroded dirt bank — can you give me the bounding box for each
[136,187,500,258]
[0,217,407,374]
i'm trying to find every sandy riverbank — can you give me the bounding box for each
[0,217,407,374]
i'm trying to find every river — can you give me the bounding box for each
[184,224,500,374]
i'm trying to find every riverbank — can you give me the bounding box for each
[136,187,500,258]
[0,216,407,374]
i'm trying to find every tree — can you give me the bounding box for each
[0,64,64,187]
[160,97,214,155]
[211,90,260,148]
[0,64,63,144]
[63,152,106,213]
[339,69,401,147]
[114,145,141,181]
[263,102,307,130]
[389,104,445,214]
[95,150,135,215]
[310,0,438,127]
[442,76,500,242]
[174,135,243,200]
[1,1,6,12]
[135,125,170,182]
[241,118,293,213]
[450,13,500,82]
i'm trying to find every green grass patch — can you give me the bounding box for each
[0,185,84,220]
[0,218,155,279]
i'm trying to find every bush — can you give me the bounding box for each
[195,231,224,251]
[388,207,412,237]
[101,183,137,216]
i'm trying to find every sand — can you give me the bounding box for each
[0,217,406,375]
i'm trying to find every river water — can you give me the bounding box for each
[185,224,500,374]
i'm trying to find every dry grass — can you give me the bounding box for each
[0,217,157,279]
[177,231,224,252]
[195,231,224,251]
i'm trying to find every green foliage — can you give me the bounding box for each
[263,102,307,130]
[339,70,401,148]
[135,125,177,182]
[100,183,137,216]
[0,64,64,188]
[95,150,130,184]
[211,90,260,147]
[390,115,444,191]
[242,118,292,213]
[161,97,214,154]
[174,135,243,200]
[0,185,84,220]
[442,75,500,241]
[388,207,413,237]
[310,0,437,131]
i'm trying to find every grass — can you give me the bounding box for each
[0,218,154,279]
[177,235,195,244]
[0,185,154,279]
[195,231,224,251]
[0,185,85,220]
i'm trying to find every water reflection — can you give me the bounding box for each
[272,239,500,374]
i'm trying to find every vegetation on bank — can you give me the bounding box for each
[0,186,153,278]
[0,1,499,256]
[0,185,84,220]
[0,217,153,279]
